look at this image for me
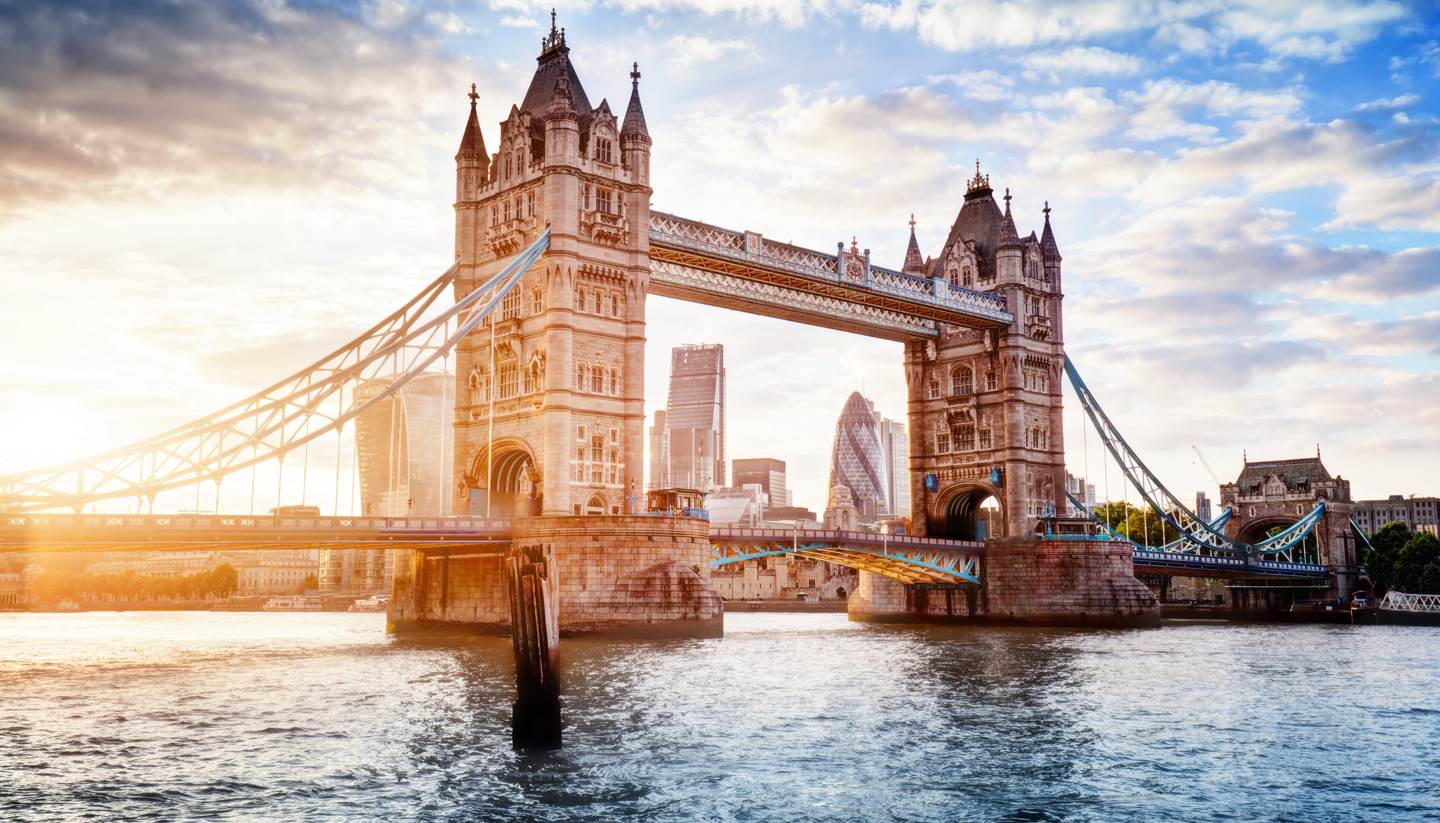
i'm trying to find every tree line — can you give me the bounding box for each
[1363,523,1440,595]
[28,564,239,604]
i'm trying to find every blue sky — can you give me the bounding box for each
[0,0,1436,513]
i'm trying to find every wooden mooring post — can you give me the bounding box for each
[505,543,561,750]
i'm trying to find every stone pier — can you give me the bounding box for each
[849,537,1160,628]
[388,513,723,637]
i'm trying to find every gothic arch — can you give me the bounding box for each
[930,481,1005,541]
[466,438,540,518]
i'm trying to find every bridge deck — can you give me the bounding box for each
[1,513,513,553]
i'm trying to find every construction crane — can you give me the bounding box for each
[1191,445,1222,488]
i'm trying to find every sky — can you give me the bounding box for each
[0,0,1437,515]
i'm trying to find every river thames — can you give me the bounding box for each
[2,612,1437,821]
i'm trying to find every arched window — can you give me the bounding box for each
[531,287,543,315]
[575,288,586,311]
[962,266,972,287]
[498,363,518,399]
[957,423,975,451]
[984,371,997,392]
[589,291,600,313]
[591,365,605,393]
[927,377,940,400]
[575,363,586,391]
[935,424,951,454]
[951,365,973,396]
[610,368,620,395]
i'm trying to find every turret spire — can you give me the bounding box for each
[622,61,650,140]
[998,188,1022,250]
[455,82,488,163]
[1040,199,1061,262]
[902,214,926,275]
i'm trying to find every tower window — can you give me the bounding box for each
[595,138,614,164]
[928,377,940,400]
[498,363,518,399]
[951,366,973,396]
[596,188,613,215]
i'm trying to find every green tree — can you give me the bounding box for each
[1366,521,1412,592]
[210,564,239,598]
[1394,532,1440,593]
[1090,501,1182,547]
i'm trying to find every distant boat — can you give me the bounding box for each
[1377,591,1440,626]
[262,595,322,612]
[348,594,390,613]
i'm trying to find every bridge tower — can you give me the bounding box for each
[451,20,651,519]
[1220,452,1358,603]
[903,168,1066,542]
[391,20,721,637]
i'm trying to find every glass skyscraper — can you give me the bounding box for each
[650,344,725,491]
[828,392,888,521]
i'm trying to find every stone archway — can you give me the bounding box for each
[930,483,1005,541]
[467,439,539,518]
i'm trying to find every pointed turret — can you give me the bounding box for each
[456,83,488,163]
[1040,201,1061,263]
[902,214,926,275]
[621,62,650,142]
[998,188,1022,250]
[454,83,488,203]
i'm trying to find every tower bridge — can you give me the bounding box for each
[0,17,1356,631]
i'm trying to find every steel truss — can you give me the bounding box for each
[0,232,550,513]
[1064,356,1326,558]
[710,539,982,585]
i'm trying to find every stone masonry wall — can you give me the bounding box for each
[389,514,723,637]
[981,537,1159,627]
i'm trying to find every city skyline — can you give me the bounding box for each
[2,2,1439,518]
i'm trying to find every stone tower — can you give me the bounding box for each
[1219,453,1358,600]
[903,166,1066,541]
[450,19,652,519]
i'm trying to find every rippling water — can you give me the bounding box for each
[2,612,1438,821]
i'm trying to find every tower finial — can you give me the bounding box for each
[468,83,478,106]
[1004,187,1012,208]
[631,61,641,88]
[1043,200,1051,220]
[908,213,916,230]
[550,7,557,35]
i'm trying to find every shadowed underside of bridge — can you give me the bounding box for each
[709,528,985,585]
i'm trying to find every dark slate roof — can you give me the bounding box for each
[455,97,487,161]
[1235,457,1332,491]
[902,224,925,274]
[521,49,592,123]
[1041,211,1061,261]
[929,184,1003,278]
[622,82,649,138]
[998,197,1022,250]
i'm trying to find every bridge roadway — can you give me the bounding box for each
[0,514,1326,585]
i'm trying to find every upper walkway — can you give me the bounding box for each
[648,212,1013,341]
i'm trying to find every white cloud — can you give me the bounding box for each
[1124,79,1304,142]
[858,0,1408,60]
[667,34,752,66]
[1356,93,1419,110]
[927,70,1013,102]
[499,14,541,27]
[1020,47,1144,81]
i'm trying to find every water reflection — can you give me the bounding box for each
[1,613,1438,821]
